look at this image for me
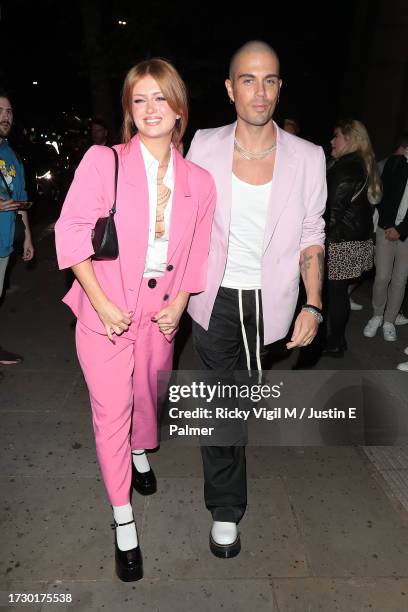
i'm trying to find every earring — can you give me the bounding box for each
[229,99,234,105]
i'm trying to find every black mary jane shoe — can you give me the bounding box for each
[209,531,241,559]
[132,462,157,496]
[112,519,143,582]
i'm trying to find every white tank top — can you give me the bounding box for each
[221,173,272,290]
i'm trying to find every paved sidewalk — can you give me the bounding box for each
[1,229,408,611]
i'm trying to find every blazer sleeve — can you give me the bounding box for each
[300,147,326,250]
[179,170,216,293]
[54,146,106,270]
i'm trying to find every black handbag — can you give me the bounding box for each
[91,147,119,261]
[0,171,26,252]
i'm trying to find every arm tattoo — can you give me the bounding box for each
[299,252,313,280]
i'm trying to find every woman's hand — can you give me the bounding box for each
[96,300,131,342]
[152,291,189,336]
[152,302,184,335]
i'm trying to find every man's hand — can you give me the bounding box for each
[385,227,400,241]
[152,302,184,335]
[0,198,19,212]
[286,310,319,349]
[96,299,131,342]
[22,235,34,261]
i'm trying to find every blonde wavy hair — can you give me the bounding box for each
[336,119,382,204]
[121,58,188,147]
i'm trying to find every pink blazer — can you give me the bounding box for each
[186,122,326,344]
[55,135,216,337]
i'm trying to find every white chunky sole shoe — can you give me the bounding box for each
[209,521,241,558]
[363,316,383,338]
[383,322,397,341]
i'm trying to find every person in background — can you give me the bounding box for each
[90,117,109,146]
[282,115,300,135]
[0,90,34,365]
[364,142,408,342]
[378,132,408,326]
[324,119,382,356]
[55,59,215,582]
[377,132,408,175]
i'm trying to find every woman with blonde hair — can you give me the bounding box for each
[55,58,215,581]
[323,118,381,356]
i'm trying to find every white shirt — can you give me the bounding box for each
[221,174,272,290]
[141,141,174,277]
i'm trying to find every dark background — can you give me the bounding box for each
[0,0,407,155]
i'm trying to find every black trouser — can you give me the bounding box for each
[325,278,351,348]
[192,287,271,523]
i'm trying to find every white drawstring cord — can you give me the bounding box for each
[255,289,262,381]
[238,289,251,375]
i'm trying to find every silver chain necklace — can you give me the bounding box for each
[234,137,277,161]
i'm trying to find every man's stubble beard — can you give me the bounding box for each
[236,112,274,128]
[0,125,11,139]
[235,102,277,129]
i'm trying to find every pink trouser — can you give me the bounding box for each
[75,279,174,506]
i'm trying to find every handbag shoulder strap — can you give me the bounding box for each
[108,146,119,215]
[351,173,368,203]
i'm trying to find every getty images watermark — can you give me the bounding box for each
[159,372,359,444]
[158,370,407,446]
[164,378,358,439]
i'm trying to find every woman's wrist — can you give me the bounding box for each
[92,294,110,313]
[172,291,189,310]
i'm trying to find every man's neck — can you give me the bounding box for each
[235,120,276,152]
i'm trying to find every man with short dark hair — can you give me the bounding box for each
[0,91,34,365]
[187,41,326,558]
[90,117,109,146]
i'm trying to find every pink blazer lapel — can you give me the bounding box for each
[262,125,298,253]
[117,135,149,264]
[212,122,298,252]
[118,137,196,266]
[214,123,235,235]
[167,148,193,261]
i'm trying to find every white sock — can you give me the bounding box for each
[112,503,138,551]
[132,449,150,473]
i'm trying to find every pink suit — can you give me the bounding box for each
[55,136,216,505]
